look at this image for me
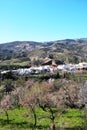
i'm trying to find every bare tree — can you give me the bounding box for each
[36,81,64,130]
[20,82,39,128]
[0,95,12,124]
[63,80,85,108]
[79,80,87,108]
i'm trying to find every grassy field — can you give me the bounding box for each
[0,59,28,66]
[0,107,85,130]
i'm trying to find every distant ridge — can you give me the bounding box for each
[0,38,87,45]
[0,38,87,64]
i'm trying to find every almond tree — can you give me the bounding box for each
[19,82,39,128]
[25,93,37,127]
[0,79,16,124]
[36,81,64,130]
[78,81,87,128]
[63,80,84,108]
[79,81,87,107]
[0,95,12,124]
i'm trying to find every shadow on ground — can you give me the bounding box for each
[0,118,49,129]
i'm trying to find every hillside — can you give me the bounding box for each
[0,38,87,68]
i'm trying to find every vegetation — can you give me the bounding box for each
[0,71,87,129]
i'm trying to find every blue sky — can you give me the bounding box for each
[0,0,87,43]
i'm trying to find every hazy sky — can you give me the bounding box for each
[0,0,87,43]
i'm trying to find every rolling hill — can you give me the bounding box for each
[0,38,87,69]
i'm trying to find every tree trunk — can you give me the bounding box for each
[49,107,56,130]
[50,123,56,130]
[5,110,9,124]
[31,107,37,127]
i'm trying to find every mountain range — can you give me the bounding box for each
[0,38,87,68]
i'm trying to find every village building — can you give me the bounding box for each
[42,58,64,67]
